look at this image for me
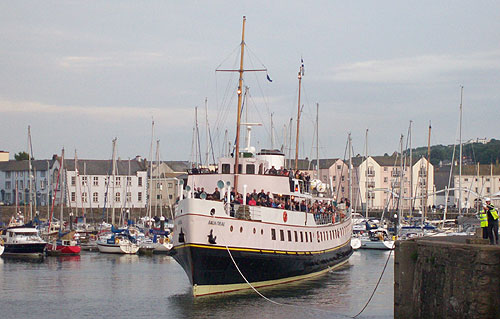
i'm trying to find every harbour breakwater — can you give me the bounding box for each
[395,235,500,318]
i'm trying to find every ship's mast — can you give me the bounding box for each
[316,103,319,179]
[424,122,431,225]
[294,60,304,171]
[233,16,246,193]
[458,86,463,217]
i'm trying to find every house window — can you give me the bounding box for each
[40,180,46,189]
[341,187,345,193]
[168,183,173,188]
[71,176,76,186]
[487,187,490,194]
[280,229,284,241]
[486,178,490,182]
[6,172,11,178]
[337,165,341,170]
[115,192,120,202]
[222,164,230,174]
[19,172,23,177]
[464,178,469,182]
[271,228,276,240]
[93,176,99,186]
[341,176,345,182]
[138,177,143,187]
[333,176,336,182]
[82,192,88,203]
[93,192,99,202]
[127,177,132,186]
[384,167,387,171]
[115,177,121,186]
[384,177,388,183]
[40,171,46,177]
[82,176,87,186]
[19,181,23,189]
[138,192,143,202]
[157,183,161,189]
[71,192,76,202]
[126,192,131,202]
[5,181,11,190]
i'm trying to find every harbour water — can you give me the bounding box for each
[0,250,393,319]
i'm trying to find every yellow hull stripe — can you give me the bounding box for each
[192,259,350,297]
[174,240,350,255]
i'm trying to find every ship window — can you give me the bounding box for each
[287,230,292,242]
[309,232,313,242]
[222,164,230,174]
[240,226,243,233]
[246,164,255,174]
[300,231,304,242]
[261,229,264,235]
[280,229,284,241]
[230,225,233,232]
[238,164,242,174]
[317,231,320,242]
[253,228,256,234]
[294,231,298,242]
[305,232,308,243]
[271,228,276,240]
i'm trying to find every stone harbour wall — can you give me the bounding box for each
[395,236,500,318]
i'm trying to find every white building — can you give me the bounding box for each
[453,164,500,209]
[52,158,148,212]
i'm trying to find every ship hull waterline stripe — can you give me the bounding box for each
[173,240,351,255]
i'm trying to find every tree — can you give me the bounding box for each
[14,151,31,161]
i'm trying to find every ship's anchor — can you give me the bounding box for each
[208,229,217,244]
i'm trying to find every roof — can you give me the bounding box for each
[163,161,189,173]
[0,159,56,172]
[60,159,147,175]
[434,165,453,191]
[457,164,500,176]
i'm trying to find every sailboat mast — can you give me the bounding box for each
[294,61,303,171]
[205,98,209,167]
[156,140,161,217]
[28,125,33,221]
[409,120,413,218]
[365,128,369,219]
[233,16,246,193]
[316,103,319,179]
[271,115,275,150]
[458,86,463,216]
[111,138,117,226]
[348,133,353,216]
[288,118,292,169]
[148,120,154,222]
[424,122,431,224]
[60,148,65,230]
[398,135,404,237]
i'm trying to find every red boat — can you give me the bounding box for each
[46,239,81,256]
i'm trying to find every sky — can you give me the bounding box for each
[1,1,499,162]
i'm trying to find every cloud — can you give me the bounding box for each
[59,51,207,69]
[329,50,500,84]
[0,99,192,126]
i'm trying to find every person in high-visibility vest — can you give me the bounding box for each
[478,202,489,239]
[484,198,499,245]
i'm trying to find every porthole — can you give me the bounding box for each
[210,208,215,216]
[240,226,243,233]
[253,228,256,234]
[230,225,233,232]
[261,229,264,235]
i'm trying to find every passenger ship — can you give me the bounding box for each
[170,17,353,296]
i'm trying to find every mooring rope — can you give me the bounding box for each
[220,227,393,318]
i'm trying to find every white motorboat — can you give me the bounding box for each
[1,227,47,257]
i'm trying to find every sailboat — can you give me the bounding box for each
[171,16,353,297]
[46,149,81,256]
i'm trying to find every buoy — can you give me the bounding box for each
[283,211,288,223]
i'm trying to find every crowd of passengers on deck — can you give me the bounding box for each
[191,187,350,224]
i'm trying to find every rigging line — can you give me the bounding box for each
[218,230,352,318]
[214,44,241,71]
[352,245,394,318]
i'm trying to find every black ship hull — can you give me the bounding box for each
[3,243,46,257]
[172,241,353,296]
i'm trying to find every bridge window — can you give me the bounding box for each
[222,164,230,174]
